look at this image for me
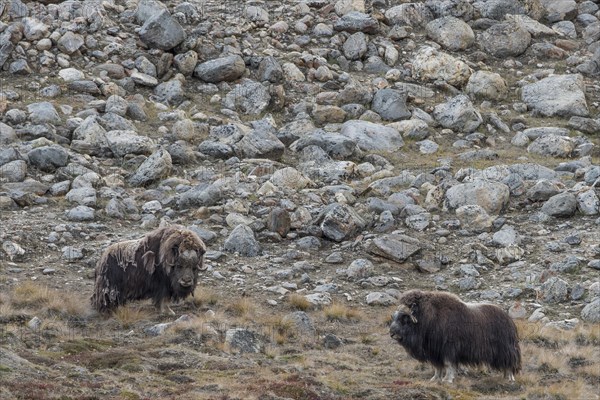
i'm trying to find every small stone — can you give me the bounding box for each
[28,317,42,330]
[145,322,173,336]
[508,302,527,319]
[323,333,343,349]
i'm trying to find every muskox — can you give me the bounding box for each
[91,225,207,314]
[389,289,521,383]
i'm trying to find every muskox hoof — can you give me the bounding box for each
[157,301,176,316]
[430,367,444,382]
[504,372,516,382]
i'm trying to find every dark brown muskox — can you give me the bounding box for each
[91,225,207,314]
[389,289,521,383]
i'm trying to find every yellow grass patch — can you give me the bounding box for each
[287,294,311,311]
[9,281,89,317]
[323,303,363,322]
[111,305,152,329]
[226,297,256,318]
[190,286,220,308]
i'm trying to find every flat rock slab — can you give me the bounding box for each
[366,234,422,263]
[521,74,589,117]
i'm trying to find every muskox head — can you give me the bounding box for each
[152,227,207,293]
[390,303,419,344]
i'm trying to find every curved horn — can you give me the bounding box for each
[397,304,418,323]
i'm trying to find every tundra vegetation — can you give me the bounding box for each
[1,0,600,398]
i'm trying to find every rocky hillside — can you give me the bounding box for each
[1,0,600,398]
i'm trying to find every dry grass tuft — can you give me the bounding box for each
[528,378,588,400]
[257,314,294,345]
[190,286,220,308]
[323,303,363,322]
[226,297,256,318]
[287,294,311,311]
[112,305,152,329]
[9,282,89,317]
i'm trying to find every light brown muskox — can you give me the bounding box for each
[91,225,206,314]
[389,289,521,383]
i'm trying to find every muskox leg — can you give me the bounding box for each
[430,366,444,382]
[442,363,456,383]
[504,370,515,382]
[156,297,176,316]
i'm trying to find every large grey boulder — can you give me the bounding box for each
[366,292,396,306]
[135,0,167,24]
[541,192,578,217]
[333,11,379,34]
[433,95,482,133]
[257,56,283,83]
[426,0,475,20]
[138,10,185,51]
[128,149,172,186]
[370,89,411,121]
[282,312,316,335]
[385,3,433,27]
[0,122,17,145]
[194,55,246,83]
[540,276,568,303]
[581,297,600,323]
[527,180,561,201]
[225,328,262,353]
[521,74,589,117]
[233,127,285,161]
[474,0,545,21]
[27,145,69,172]
[22,17,49,41]
[316,203,366,242]
[366,234,422,263]
[577,190,599,215]
[465,71,508,101]
[540,0,577,22]
[65,205,95,221]
[480,21,531,58]
[298,146,356,184]
[223,224,261,257]
[154,79,186,106]
[426,16,474,51]
[0,160,27,182]
[57,31,84,54]
[340,120,404,151]
[178,183,222,208]
[105,130,156,157]
[71,116,111,157]
[290,130,359,159]
[527,135,576,158]
[65,187,96,207]
[411,46,471,87]
[455,204,494,232]
[27,102,61,125]
[445,179,510,214]
[222,80,271,116]
[343,32,368,60]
